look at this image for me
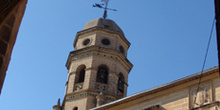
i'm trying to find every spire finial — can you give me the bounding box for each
[57,98,60,106]
[102,0,109,19]
[93,0,117,19]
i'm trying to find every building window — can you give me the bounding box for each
[118,73,124,92]
[83,38,90,46]
[101,38,110,45]
[119,46,124,54]
[96,66,109,84]
[76,65,86,83]
[78,67,85,83]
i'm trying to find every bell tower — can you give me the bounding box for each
[57,18,133,110]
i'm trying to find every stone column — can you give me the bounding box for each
[67,72,76,93]
[108,71,118,96]
[84,68,97,90]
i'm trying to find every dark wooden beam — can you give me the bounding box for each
[215,0,220,73]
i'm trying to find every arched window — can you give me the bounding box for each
[78,67,85,83]
[118,73,124,92]
[73,107,78,110]
[76,65,86,83]
[96,66,109,84]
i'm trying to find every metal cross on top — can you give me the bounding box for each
[93,0,117,19]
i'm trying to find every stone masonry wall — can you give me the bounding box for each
[102,71,220,110]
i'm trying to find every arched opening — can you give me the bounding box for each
[73,107,78,110]
[76,65,86,83]
[118,73,124,92]
[96,65,109,84]
[78,67,85,83]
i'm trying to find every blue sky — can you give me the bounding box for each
[0,0,218,110]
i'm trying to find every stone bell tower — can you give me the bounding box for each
[55,18,133,110]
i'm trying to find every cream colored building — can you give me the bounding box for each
[53,18,220,110]
[91,66,219,110]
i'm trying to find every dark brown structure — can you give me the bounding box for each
[215,0,220,73]
[0,0,28,94]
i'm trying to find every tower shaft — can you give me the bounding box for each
[55,18,133,110]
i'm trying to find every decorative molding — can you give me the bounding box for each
[190,101,220,110]
[66,92,116,101]
[106,96,116,101]
[65,46,133,72]
[67,92,98,100]
[74,27,130,48]
[96,83,108,92]
[189,80,213,109]
[70,51,130,71]
[69,71,76,76]
[74,83,84,91]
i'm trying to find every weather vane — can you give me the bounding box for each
[93,0,117,19]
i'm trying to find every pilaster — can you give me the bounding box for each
[84,68,97,90]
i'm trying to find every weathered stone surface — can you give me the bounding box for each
[91,67,220,110]
[62,18,133,110]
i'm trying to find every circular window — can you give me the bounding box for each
[102,38,110,45]
[119,46,124,54]
[83,39,90,46]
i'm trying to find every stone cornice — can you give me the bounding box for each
[64,90,118,101]
[69,71,76,75]
[66,46,133,72]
